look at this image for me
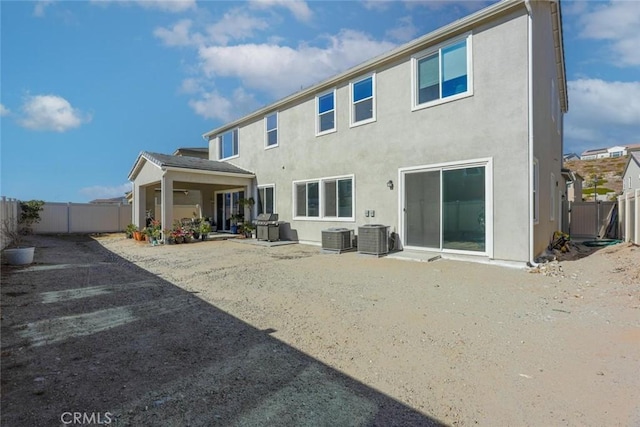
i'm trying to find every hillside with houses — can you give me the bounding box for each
[563,143,640,201]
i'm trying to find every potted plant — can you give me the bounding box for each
[239,222,255,239]
[230,214,242,234]
[2,200,44,265]
[125,223,137,239]
[199,221,211,241]
[143,219,162,245]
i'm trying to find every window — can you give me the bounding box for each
[323,178,353,218]
[265,113,278,148]
[294,175,354,220]
[533,159,539,224]
[218,129,238,160]
[316,90,336,135]
[351,75,375,126]
[413,35,471,108]
[258,185,275,214]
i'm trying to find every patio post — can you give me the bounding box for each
[161,174,173,243]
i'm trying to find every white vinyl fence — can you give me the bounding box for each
[619,190,639,244]
[568,201,616,239]
[1,197,20,250]
[6,201,131,234]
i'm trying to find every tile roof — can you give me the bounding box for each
[142,151,254,175]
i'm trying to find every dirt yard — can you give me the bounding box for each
[1,234,638,426]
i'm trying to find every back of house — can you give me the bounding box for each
[130,0,567,264]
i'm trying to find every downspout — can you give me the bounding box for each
[525,0,538,267]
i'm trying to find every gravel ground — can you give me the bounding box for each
[1,234,639,426]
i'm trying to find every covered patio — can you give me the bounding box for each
[128,152,255,239]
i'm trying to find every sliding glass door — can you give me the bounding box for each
[404,164,487,253]
[216,190,244,231]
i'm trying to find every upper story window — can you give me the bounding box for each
[265,113,278,148]
[413,34,472,109]
[316,90,336,135]
[218,128,238,160]
[351,74,375,126]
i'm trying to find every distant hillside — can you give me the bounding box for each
[564,156,628,201]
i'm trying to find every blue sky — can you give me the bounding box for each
[1,0,639,203]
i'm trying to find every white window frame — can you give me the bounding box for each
[265,112,278,149]
[292,174,355,221]
[533,158,539,225]
[398,157,493,258]
[316,89,337,136]
[411,33,473,111]
[257,184,276,215]
[350,73,376,127]
[218,128,239,161]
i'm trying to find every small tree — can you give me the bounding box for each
[19,200,44,234]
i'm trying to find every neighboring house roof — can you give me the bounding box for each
[625,143,640,152]
[89,197,128,204]
[622,152,640,179]
[172,147,209,158]
[563,153,579,160]
[128,151,254,180]
[202,0,567,139]
[581,148,607,156]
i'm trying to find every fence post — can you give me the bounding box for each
[633,188,640,245]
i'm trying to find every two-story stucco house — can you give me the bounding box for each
[129,0,568,265]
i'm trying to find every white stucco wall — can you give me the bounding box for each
[205,9,534,262]
[530,0,565,257]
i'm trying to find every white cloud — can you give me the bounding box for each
[188,87,259,122]
[197,30,396,99]
[362,1,392,12]
[33,0,54,17]
[579,1,640,67]
[79,183,131,200]
[0,104,10,117]
[205,9,269,45]
[19,95,91,132]
[250,0,312,22]
[154,19,199,47]
[179,78,202,94]
[91,0,196,13]
[565,78,640,146]
[154,10,268,47]
[386,16,419,42]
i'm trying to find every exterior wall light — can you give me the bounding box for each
[387,180,394,190]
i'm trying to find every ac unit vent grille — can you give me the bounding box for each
[357,225,389,256]
[322,228,353,253]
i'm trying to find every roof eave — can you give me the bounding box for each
[550,0,568,113]
[163,166,255,178]
[202,0,525,139]
[128,151,163,181]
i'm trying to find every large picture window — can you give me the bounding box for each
[218,129,238,160]
[351,75,375,126]
[317,90,336,135]
[414,35,471,108]
[294,175,354,220]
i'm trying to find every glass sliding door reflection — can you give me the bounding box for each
[442,167,485,251]
[405,171,441,248]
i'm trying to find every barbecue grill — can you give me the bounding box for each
[256,213,280,241]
